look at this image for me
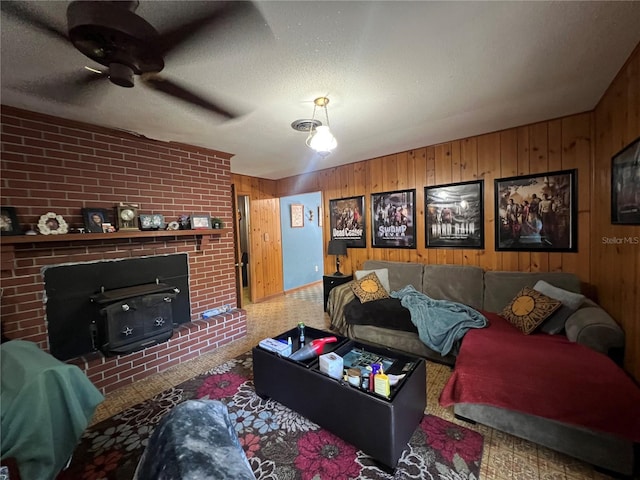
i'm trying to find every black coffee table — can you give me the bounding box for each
[252,326,426,468]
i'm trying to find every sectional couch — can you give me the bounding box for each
[327,260,639,476]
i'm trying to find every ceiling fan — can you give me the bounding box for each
[1,0,271,119]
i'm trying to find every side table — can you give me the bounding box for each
[323,274,353,311]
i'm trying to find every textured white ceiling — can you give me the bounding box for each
[2,1,639,179]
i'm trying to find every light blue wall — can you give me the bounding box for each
[280,191,323,291]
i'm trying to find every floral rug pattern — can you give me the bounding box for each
[64,352,483,480]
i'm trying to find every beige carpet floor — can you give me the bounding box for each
[91,283,612,480]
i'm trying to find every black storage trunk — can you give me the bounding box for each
[252,329,426,468]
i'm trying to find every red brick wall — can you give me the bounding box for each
[1,105,247,394]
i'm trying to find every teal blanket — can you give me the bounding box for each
[391,285,487,356]
[1,340,104,480]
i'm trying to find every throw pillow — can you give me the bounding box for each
[501,287,562,334]
[355,268,390,292]
[533,280,585,334]
[351,272,390,303]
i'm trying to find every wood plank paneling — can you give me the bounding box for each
[413,148,428,264]
[248,114,596,298]
[561,114,592,281]
[593,43,640,380]
[232,174,283,301]
[477,133,501,272]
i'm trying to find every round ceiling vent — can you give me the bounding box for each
[291,118,321,132]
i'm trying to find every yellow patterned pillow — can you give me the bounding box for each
[351,272,390,303]
[501,287,562,334]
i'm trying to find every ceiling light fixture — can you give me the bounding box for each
[305,97,337,157]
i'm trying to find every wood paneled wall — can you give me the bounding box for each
[277,114,592,284]
[232,174,283,301]
[592,44,640,379]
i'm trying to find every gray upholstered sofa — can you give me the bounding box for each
[327,260,637,475]
[328,260,624,365]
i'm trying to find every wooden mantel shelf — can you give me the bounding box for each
[0,228,230,244]
[0,228,230,253]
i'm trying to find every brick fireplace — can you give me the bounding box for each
[0,106,247,394]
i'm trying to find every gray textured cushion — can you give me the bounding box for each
[483,271,581,313]
[534,280,585,334]
[422,265,484,310]
[565,305,625,354]
[363,260,424,292]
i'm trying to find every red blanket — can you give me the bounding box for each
[439,312,640,442]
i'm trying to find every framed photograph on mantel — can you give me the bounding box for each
[191,213,212,230]
[611,136,640,225]
[82,207,111,233]
[425,180,484,249]
[371,189,416,248]
[495,169,577,252]
[329,195,366,248]
[0,206,21,235]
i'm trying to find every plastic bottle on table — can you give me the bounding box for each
[374,367,390,397]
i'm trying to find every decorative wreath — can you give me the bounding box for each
[37,212,69,235]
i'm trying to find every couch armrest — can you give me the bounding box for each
[326,282,355,334]
[564,302,624,356]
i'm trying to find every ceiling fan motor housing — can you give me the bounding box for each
[5,0,264,119]
[66,0,164,85]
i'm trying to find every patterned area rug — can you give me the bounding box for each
[63,352,483,480]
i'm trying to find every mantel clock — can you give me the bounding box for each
[116,203,140,231]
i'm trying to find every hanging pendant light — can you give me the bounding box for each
[305,97,337,157]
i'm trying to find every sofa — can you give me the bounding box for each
[327,260,640,476]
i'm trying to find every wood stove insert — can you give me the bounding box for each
[43,253,191,360]
[91,282,180,356]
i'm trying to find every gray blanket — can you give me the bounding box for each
[391,285,487,356]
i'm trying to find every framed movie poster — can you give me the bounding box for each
[611,136,640,225]
[371,189,416,248]
[329,196,366,248]
[495,169,577,252]
[425,180,484,249]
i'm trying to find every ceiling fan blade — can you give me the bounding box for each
[141,74,240,119]
[1,0,68,43]
[11,70,108,105]
[155,1,272,57]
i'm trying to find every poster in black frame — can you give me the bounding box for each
[425,180,484,249]
[371,189,416,248]
[494,169,577,252]
[611,136,640,225]
[328,195,366,248]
